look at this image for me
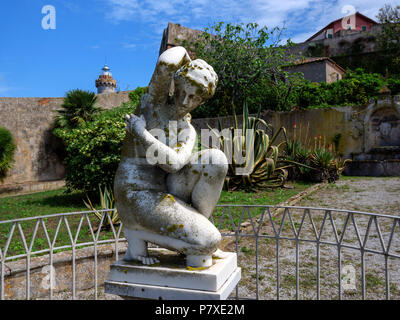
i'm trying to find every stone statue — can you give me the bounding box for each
[114,46,228,268]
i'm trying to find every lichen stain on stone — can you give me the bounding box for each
[167,224,179,232]
[186,266,208,271]
[163,194,176,203]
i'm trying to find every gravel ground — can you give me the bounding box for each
[227,177,400,300]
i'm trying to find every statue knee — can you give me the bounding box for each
[196,226,221,254]
[202,149,228,179]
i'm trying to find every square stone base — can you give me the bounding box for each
[104,248,241,300]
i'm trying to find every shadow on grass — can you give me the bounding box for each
[21,190,88,209]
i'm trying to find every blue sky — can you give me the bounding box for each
[0,0,398,97]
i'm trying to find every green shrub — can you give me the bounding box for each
[54,101,136,194]
[387,77,400,95]
[54,86,146,194]
[294,68,385,109]
[128,87,148,106]
[296,81,326,108]
[0,127,16,181]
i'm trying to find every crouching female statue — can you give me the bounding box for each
[114,46,228,267]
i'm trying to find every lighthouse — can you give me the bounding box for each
[95,64,117,94]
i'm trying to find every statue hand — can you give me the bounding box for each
[125,114,146,136]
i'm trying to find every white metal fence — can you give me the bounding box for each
[1,205,399,300]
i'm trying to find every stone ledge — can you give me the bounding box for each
[105,267,241,300]
[108,248,238,292]
[0,180,66,197]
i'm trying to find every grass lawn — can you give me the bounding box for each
[215,181,314,230]
[0,181,314,258]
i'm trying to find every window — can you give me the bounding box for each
[362,26,367,31]
[328,34,333,39]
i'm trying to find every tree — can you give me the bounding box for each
[181,22,302,118]
[55,89,101,129]
[377,4,400,76]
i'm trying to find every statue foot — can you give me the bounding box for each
[212,249,230,259]
[123,250,160,265]
[134,255,160,265]
[124,228,160,264]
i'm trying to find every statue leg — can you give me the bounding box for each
[118,190,222,267]
[166,149,228,219]
[123,228,160,265]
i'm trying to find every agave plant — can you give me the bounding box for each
[83,185,120,231]
[284,138,350,182]
[209,102,289,191]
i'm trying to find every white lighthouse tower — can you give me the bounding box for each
[95,64,117,94]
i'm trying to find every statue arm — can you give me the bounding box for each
[147,47,191,105]
[126,114,196,173]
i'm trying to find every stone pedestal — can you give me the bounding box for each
[104,248,241,300]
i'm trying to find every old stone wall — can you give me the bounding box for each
[191,96,400,163]
[0,91,132,188]
[159,22,204,56]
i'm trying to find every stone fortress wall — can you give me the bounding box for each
[0,91,132,191]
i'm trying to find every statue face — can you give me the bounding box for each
[173,77,204,116]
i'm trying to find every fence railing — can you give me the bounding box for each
[0,205,399,300]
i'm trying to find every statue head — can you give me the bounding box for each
[173,59,218,117]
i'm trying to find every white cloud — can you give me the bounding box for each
[123,42,137,49]
[103,0,400,43]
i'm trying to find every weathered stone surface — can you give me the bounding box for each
[114,46,228,267]
[105,268,241,300]
[0,180,65,197]
[107,248,238,292]
[159,22,204,56]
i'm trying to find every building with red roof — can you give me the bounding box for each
[306,12,378,42]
